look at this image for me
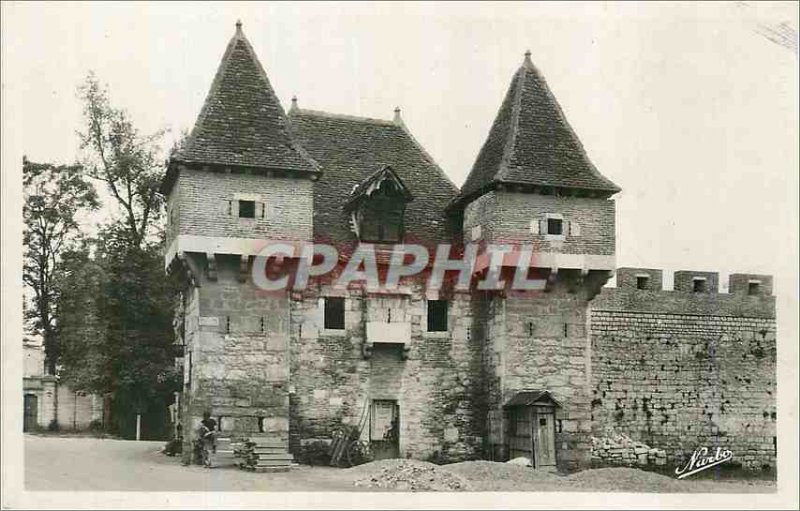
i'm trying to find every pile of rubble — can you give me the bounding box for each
[591,433,667,467]
[351,459,471,491]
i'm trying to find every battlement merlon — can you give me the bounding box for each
[616,268,774,296]
[596,268,775,319]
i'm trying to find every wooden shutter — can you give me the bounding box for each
[530,219,540,235]
[569,221,581,236]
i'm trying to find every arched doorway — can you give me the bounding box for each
[24,394,38,432]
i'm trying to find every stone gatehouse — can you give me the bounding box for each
[161,22,776,472]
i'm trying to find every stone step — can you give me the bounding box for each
[253,466,291,473]
[255,453,294,461]
[249,437,288,446]
[252,447,290,454]
[255,459,294,467]
[251,441,288,448]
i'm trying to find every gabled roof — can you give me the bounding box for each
[504,390,562,408]
[171,21,319,174]
[454,52,620,207]
[288,107,458,247]
[344,165,413,211]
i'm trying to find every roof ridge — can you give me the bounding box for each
[394,115,460,193]
[496,65,527,184]
[291,108,396,126]
[177,28,243,159]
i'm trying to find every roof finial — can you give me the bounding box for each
[290,95,298,113]
[522,49,534,69]
[236,19,243,33]
[393,106,403,125]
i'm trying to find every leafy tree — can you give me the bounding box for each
[56,72,180,438]
[57,227,181,437]
[23,157,98,374]
[77,72,165,248]
[56,241,108,391]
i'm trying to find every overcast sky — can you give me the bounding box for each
[3,1,798,294]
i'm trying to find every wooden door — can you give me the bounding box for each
[370,400,399,459]
[533,409,556,467]
[508,407,533,461]
[24,394,38,432]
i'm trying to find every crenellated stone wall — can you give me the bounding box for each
[590,270,777,470]
[171,247,778,473]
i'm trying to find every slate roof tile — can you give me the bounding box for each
[288,108,458,247]
[455,52,620,206]
[172,23,318,174]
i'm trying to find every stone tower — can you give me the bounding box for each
[160,22,320,461]
[451,51,621,471]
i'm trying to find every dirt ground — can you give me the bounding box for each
[24,435,776,493]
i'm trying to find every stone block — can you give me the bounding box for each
[444,427,459,443]
[262,417,288,433]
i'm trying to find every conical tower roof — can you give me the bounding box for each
[172,21,319,173]
[455,51,620,206]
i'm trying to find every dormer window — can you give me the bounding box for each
[345,165,413,244]
[359,189,405,242]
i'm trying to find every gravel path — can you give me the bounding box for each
[25,435,775,493]
[24,435,364,492]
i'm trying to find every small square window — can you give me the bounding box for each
[547,218,563,235]
[692,279,707,293]
[636,276,649,290]
[324,297,345,330]
[238,200,256,218]
[427,300,448,332]
[748,282,760,296]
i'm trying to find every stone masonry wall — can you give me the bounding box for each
[288,283,481,461]
[175,169,314,242]
[481,279,595,472]
[590,283,777,470]
[181,253,290,447]
[463,191,615,256]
